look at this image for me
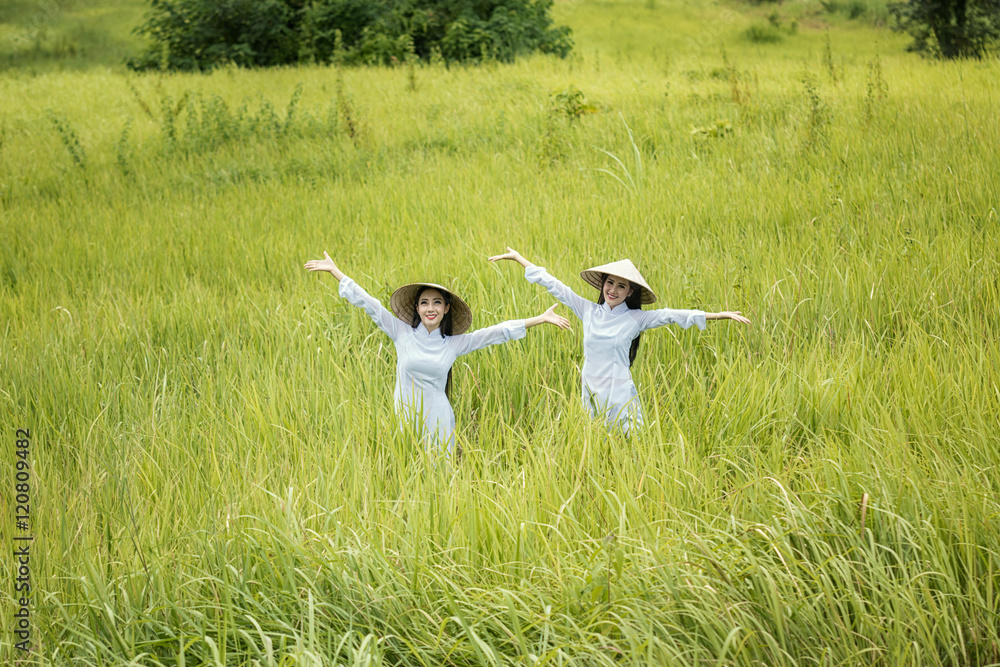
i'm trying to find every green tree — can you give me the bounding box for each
[890,0,1000,58]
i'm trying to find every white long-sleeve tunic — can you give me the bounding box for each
[524,265,706,433]
[339,277,526,449]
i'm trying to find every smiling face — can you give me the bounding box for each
[416,288,451,332]
[602,275,634,308]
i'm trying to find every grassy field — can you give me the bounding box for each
[2,0,999,664]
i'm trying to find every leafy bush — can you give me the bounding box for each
[819,0,890,22]
[128,0,300,71]
[821,0,869,18]
[743,22,785,43]
[128,0,572,70]
[549,86,597,122]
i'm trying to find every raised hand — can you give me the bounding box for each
[488,247,529,267]
[541,304,571,330]
[303,251,345,281]
[525,304,571,330]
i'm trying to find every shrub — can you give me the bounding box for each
[743,23,785,43]
[549,86,597,122]
[128,0,572,71]
[820,0,878,20]
[128,0,300,71]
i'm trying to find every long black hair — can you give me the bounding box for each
[596,273,644,367]
[411,287,455,397]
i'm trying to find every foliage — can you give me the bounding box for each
[549,86,598,122]
[822,0,874,19]
[889,0,1000,57]
[801,72,828,149]
[115,120,134,177]
[129,0,300,71]
[863,51,889,120]
[46,111,87,168]
[744,22,785,43]
[690,118,733,137]
[128,0,572,70]
[824,31,839,81]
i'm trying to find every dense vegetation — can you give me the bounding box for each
[890,0,1000,57]
[127,0,573,70]
[2,0,999,664]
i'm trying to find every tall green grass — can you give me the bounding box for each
[0,0,147,72]
[2,0,999,664]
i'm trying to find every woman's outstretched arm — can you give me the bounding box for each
[489,247,591,320]
[304,251,346,281]
[705,311,752,325]
[303,251,408,340]
[451,305,570,357]
[635,305,752,332]
[524,304,571,330]
[488,247,532,268]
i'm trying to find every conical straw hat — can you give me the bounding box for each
[580,259,658,305]
[389,282,473,335]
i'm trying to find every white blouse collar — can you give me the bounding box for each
[415,324,444,337]
[601,302,631,315]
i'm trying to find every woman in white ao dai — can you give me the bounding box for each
[490,248,751,434]
[305,251,569,451]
